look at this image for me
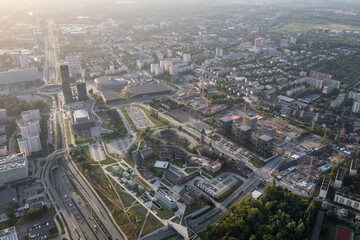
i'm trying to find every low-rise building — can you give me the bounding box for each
[154,161,170,170]
[165,168,186,185]
[206,161,222,173]
[140,148,153,159]
[72,109,95,130]
[180,191,195,205]
[155,189,177,211]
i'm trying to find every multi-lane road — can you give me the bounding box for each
[43,20,59,84]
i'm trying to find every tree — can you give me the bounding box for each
[334,134,340,144]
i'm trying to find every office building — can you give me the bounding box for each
[17,135,42,156]
[60,63,73,103]
[18,121,41,138]
[0,153,28,186]
[255,135,274,158]
[352,101,360,113]
[236,125,252,145]
[180,191,195,205]
[21,109,40,124]
[132,150,141,168]
[0,68,40,88]
[334,167,346,188]
[319,177,330,199]
[219,116,233,136]
[76,80,87,101]
[334,191,360,211]
[0,109,7,125]
[165,168,187,185]
[155,189,177,211]
[71,109,95,130]
[140,148,153,159]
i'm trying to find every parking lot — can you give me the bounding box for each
[106,137,133,157]
[126,106,154,129]
[16,216,55,240]
[89,143,105,161]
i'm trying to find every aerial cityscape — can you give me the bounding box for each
[0,0,360,239]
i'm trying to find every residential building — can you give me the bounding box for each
[0,146,7,157]
[155,189,177,211]
[334,191,360,211]
[0,109,6,125]
[352,101,360,113]
[0,153,28,186]
[21,109,40,124]
[330,93,346,108]
[319,177,330,199]
[183,54,191,64]
[0,226,19,240]
[350,159,358,175]
[18,121,41,138]
[334,167,346,188]
[17,135,42,156]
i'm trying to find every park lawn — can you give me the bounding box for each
[277,23,360,33]
[184,199,207,217]
[151,202,173,219]
[249,156,266,168]
[127,204,147,236]
[65,119,72,146]
[140,214,164,237]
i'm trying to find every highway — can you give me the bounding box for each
[43,20,59,84]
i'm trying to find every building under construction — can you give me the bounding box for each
[236,125,252,146]
[219,116,233,136]
[255,134,274,158]
[243,115,257,131]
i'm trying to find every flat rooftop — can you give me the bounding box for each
[74,109,90,122]
[336,167,346,181]
[321,177,330,191]
[127,83,171,97]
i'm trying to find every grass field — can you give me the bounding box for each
[276,23,360,33]
[140,214,164,237]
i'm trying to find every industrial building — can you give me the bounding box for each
[100,90,122,104]
[335,167,346,188]
[319,177,330,199]
[127,83,172,98]
[17,135,42,156]
[18,120,41,138]
[71,109,95,130]
[155,189,177,211]
[0,153,28,186]
[236,125,252,145]
[255,135,274,158]
[76,80,87,101]
[21,109,40,124]
[219,116,233,136]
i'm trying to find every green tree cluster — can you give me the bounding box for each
[204,184,318,240]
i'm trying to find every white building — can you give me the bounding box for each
[17,135,42,156]
[334,167,346,188]
[319,177,330,199]
[215,48,223,57]
[352,101,360,113]
[155,66,164,76]
[0,109,6,125]
[183,54,191,64]
[150,64,159,74]
[169,65,178,76]
[0,153,28,186]
[19,120,41,138]
[334,191,360,211]
[21,109,40,124]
